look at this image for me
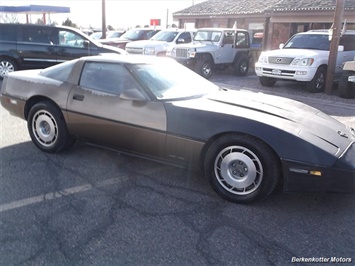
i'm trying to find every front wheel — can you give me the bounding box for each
[204,134,281,203]
[27,101,75,153]
[338,71,355,99]
[306,67,326,93]
[195,59,213,79]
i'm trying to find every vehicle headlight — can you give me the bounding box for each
[168,48,176,57]
[188,48,197,58]
[258,54,268,64]
[291,58,314,66]
[143,47,155,55]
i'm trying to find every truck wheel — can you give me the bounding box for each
[233,56,249,76]
[0,57,17,79]
[259,77,276,87]
[338,71,355,99]
[306,67,326,93]
[196,59,213,79]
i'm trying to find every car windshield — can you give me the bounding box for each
[120,29,144,40]
[194,30,222,42]
[128,59,219,100]
[150,31,178,42]
[284,34,330,50]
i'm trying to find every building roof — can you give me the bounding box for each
[173,0,355,16]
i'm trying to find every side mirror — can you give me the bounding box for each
[338,45,344,52]
[279,43,284,49]
[176,38,185,44]
[120,88,146,101]
[83,40,90,48]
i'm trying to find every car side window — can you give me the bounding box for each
[80,62,140,95]
[177,32,192,43]
[59,30,86,47]
[235,32,249,48]
[339,35,355,51]
[0,26,17,41]
[23,27,54,44]
[222,31,234,45]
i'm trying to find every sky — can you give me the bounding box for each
[0,0,206,29]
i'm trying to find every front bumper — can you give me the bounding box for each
[283,142,355,193]
[255,63,317,82]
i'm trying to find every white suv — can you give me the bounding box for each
[125,29,195,56]
[255,30,355,92]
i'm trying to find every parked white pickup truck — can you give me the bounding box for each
[125,29,196,57]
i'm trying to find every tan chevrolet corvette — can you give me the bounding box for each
[1,55,354,203]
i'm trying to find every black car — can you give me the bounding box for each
[0,23,127,78]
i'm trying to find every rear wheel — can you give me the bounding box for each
[0,57,17,79]
[27,101,75,153]
[338,71,355,99]
[204,134,281,203]
[306,67,326,93]
[233,56,249,76]
[259,76,277,87]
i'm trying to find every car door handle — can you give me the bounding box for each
[73,94,84,101]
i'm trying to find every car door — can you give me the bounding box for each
[66,61,167,158]
[18,25,58,69]
[217,30,235,64]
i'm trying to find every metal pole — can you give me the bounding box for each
[325,0,345,94]
[102,0,106,39]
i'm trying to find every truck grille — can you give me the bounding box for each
[175,48,188,58]
[268,57,294,64]
[126,47,143,54]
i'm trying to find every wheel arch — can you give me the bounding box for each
[24,96,62,120]
[195,52,214,64]
[233,51,250,63]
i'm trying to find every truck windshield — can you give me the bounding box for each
[194,31,222,42]
[284,34,330,50]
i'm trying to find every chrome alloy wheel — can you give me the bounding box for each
[0,60,15,77]
[32,110,58,147]
[214,145,263,195]
[202,62,212,76]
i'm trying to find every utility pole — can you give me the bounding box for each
[102,0,106,39]
[325,0,345,94]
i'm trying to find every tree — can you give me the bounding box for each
[62,18,78,28]
[1,13,19,23]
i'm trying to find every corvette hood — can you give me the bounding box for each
[167,89,354,160]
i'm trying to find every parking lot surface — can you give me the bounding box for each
[0,72,354,265]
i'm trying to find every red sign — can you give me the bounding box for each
[150,19,161,26]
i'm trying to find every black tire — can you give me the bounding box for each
[27,101,75,153]
[195,58,213,79]
[204,134,281,204]
[306,67,326,93]
[338,71,355,99]
[233,56,249,76]
[0,57,17,79]
[259,76,277,87]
